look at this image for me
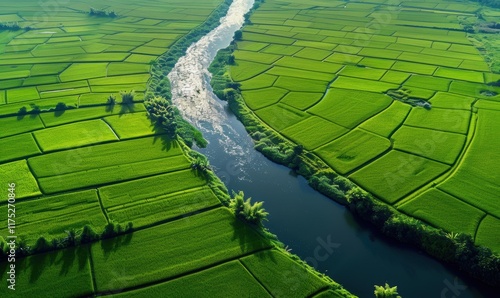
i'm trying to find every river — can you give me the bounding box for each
[167,0,496,297]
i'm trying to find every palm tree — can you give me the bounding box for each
[374,283,401,298]
[230,191,269,226]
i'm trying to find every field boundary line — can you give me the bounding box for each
[96,189,110,223]
[238,259,274,297]
[394,105,478,207]
[306,286,334,298]
[95,247,274,296]
[473,214,488,242]
[101,117,120,140]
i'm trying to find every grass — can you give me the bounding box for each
[230,60,272,81]
[475,216,500,253]
[241,249,336,297]
[281,116,349,150]
[28,137,183,178]
[0,190,107,245]
[255,103,309,131]
[359,101,411,138]
[273,76,329,93]
[350,150,450,204]
[308,88,392,128]
[107,187,221,228]
[104,112,161,139]
[338,65,387,81]
[0,160,41,199]
[398,189,485,237]
[234,50,282,64]
[0,133,41,163]
[331,77,398,93]
[392,126,466,165]
[242,87,289,110]
[0,246,94,297]
[404,108,471,134]
[404,75,451,92]
[33,119,118,152]
[280,92,323,110]
[98,168,204,209]
[110,261,271,297]
[91,208,271,292]
[315,129,391,175]
[439,109,500,218]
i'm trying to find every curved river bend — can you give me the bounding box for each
[168,0,496,297]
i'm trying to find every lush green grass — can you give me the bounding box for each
[104,112,161,139]
[439,109,500,218]
[399,189,485,237]
[98,168,205,209]
[28,137,183,178]
[240,73,278,90]
[33,119,118,152]
[242,87,289,110]
[308,89,392,128]
[107,187,221,228]
[350,150,450,204]
[234,50,282,64]
[59,63,108,82]
[266,66,334,81]
[91,208,272,292]
[0,160,41,199]
[338,65,387,81]
[0,133,41,163]
[230,60,272,81]
[274,76,329,93]
[111,261,271,298]
[241,249,335,297]
[404,108,471,134]
[331,76,398,93]
[315,129,391,175]
[255,103,309,130]
[392,126,466,164]
[404,75,451,92]
[0,246,94,297]
[40,105,146,127]
[430,92,475,110]
[280,92,323,110]
[38,155,190,194]
[475,216,500,253]
[359,101,411,138]
[281,116,349,150]
[0,190,107,245]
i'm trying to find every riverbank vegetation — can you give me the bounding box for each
[210,0,500,287]
[0,0,355,296]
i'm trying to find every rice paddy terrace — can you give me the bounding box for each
[0,0,353,297]
[226,0,500,255]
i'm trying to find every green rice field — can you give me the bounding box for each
[229,0,500,253]
[0,0,353,297]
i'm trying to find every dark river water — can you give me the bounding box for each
[168,0,497,297]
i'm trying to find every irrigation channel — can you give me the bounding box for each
[167,0,496,297]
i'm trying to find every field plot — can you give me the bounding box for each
[91,208,272,292]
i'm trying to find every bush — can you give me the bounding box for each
[229,191,269,227]
[144,95,177,137]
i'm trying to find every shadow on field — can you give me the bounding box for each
[100,232,134,260]
[151,127,178,152]
[230,217,270,254]
[119,102,135,115]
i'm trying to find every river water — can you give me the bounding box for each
[168,0,496,297]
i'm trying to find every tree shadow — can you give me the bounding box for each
[119,102,135,116]
[230,217,270,254]
[54,109,65,117]
[105,103,116,113]
[57,246,77,276]
[100,231,134,260]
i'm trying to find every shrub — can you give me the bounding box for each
[229,191,269,227]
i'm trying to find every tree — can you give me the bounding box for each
[374,283,401,298]
[229,191,269,227]
[145,95,177,137]
[191,156,210,173]
[234,30,243,40]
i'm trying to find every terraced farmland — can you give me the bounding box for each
[228,0,500,253]
[0,0,353,297]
